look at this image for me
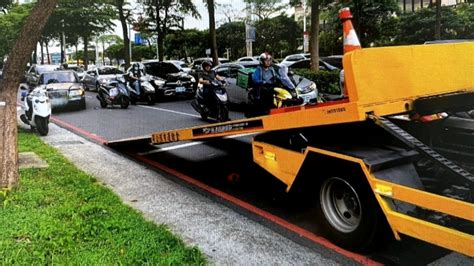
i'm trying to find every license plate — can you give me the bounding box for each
[175,86,186,93]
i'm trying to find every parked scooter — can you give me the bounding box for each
[127,75,156,105]
[191,80,229,122]
[19,87,52,136]
[96,76,130,109]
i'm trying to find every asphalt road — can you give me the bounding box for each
[50,91,472,265]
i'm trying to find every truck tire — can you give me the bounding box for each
[316,174,381,251]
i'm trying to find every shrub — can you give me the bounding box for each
[294,69,341,94]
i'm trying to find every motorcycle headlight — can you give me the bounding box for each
[190,77,196,83]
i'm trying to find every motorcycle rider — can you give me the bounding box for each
[250,52,298,114]
[198,60,226,103]
[128,62,144,97]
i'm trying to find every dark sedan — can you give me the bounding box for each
[38,71,86,110]
[142,60,196,99]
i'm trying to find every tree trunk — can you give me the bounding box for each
[84,36,89,70]
[435,0,441,40]
[40,41,44,64]
[158,33,164,61]
[0,0,59,188]
[309,0,320,72]
[46,42,50,64]
[118,2,131,69]
[60,33,64,64]
[207,0,219,65]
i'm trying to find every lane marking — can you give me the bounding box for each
[138,133,256,155]
[138,105,201,118]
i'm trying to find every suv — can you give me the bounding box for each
[142,60,196,99]
[281,53,310,66]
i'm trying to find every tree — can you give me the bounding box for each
[164,29,208,60]
[141,0,199,61]
[206,0,219,65]
[0,3,33,60]
[217,22,246,60]
[111,0,132,69]
[309,0,321,71]
[0,0,59,188]
[244,0,286,20]
[254,15,301,58]
[395,5,466,44]
[43,0,115,69]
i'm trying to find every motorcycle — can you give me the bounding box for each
[191,80,230,122]
[245,84,304,117]
[127,75,156,105]
[19,86,52,136]
[96,76,130,109]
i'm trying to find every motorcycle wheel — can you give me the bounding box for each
[35,116,49,136]
[217,105,229,122]
[120,96,129,109]
[147,94,155,105]
[99,99,107,108]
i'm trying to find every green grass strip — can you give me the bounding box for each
[0,130,206,265]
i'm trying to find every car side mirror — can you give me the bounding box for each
[288,70,295,76]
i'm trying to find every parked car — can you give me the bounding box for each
[64,64,85,80]
[280,53,310,66]
[236,56,260,67]
[166,60,192,74]
[25,64,59,89]
[82,66,124,91]
[213,63,317,105]
[37,70,86,110]
[141,60,196,99]
[321,55,343,69]
[287,59,339,71]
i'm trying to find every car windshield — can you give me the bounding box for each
[98,68,123,75]
[40,72,77,84]
[180,63,188,68]
[145,63,179,77]
[36,65,58,74]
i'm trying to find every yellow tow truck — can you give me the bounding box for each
[109,13,474,256]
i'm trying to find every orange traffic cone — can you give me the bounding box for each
[339,8,361,54]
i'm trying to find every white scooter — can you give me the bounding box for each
[20,87,51,136]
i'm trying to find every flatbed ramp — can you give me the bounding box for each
[106,43,474,256]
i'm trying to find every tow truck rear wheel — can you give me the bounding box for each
[316,174,382,252]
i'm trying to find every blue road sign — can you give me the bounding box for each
[135,33,142,45]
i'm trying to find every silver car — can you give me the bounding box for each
[82,66,124,91]
[37,71,86,110]
[214,63,317,105]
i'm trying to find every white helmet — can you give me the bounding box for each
[259,52,272,65]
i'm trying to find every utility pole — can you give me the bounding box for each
[303,0,309,53]
[246,2,253,57]
[129,23,132,62]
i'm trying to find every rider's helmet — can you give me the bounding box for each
[201,60,212,70]
[259,52,272,66]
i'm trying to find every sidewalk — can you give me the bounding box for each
[35,122,345,265]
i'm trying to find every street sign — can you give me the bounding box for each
[135,33,142,45]
[246,24,256,42]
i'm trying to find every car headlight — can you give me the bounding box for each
[69,89,84,97]
[99,79,109,84]
[153,79,165,86]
